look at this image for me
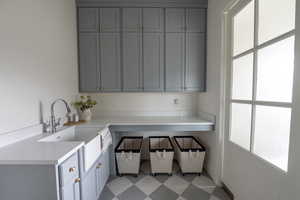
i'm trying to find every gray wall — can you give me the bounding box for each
[0,0,78,134]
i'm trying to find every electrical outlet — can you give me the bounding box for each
[173,98,179,105]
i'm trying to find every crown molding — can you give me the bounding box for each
[77,0,208,8]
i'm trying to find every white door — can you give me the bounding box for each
[222,0,297,199]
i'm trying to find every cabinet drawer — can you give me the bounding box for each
[59,153,79,186]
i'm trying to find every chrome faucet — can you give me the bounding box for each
[49,98,71,133]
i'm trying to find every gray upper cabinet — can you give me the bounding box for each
[166,33,185,91]
[143,33,164,91]
[78,7,207,93]
[79,33,100,92]
[122,32,143,91]
[78,8,99,32]
[100,8,120,32]
[142,8,164,32]
[186,8,206,33]
[122,8,142,32]
[100,33,121,91]
[166,8,185,33]
[185,33,206,91]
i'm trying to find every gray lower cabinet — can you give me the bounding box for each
[122,32,143,91]
[165,33,185,91]
[61,181,81,200]
[79,33,100,92]
[100,33,121,91]
[81,150,110,200]
[81,165,97,200]
[0,152,81,200]
[96,149,110,196]
[143,33,164,91]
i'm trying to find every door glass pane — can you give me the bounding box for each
[258,0,296,44]
[257,36,295,102]
[232,53,253,100]
[230,103,252,150]
[233,0,254,56]
[253,106,291,171]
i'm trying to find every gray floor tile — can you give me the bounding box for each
[118,185,147,200]
[182,184,210,200]
[150,185,179,200]
[212,187,231,200]
[125,174,146,183]
[98,186,114,200]
[154,174,170,183]
[179,174,197,182]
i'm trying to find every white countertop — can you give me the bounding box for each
[77,116,214,128]
[0,116,213,165]
[0,128,84,165]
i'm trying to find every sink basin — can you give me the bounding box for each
[39,126,102,171]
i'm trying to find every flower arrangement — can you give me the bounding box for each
[72,96,97,112]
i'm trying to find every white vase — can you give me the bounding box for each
[79,109,92,121]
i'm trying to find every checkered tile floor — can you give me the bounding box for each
[99,161,231,200]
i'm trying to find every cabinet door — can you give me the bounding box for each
[95,165,103,197]
[122,8,142,32]
[185,33,206,91]
[143,33,164,91]
[79,33,100,92]
[103,150,110,184]
[100,8,120,32]
[142,8,164,32]
[81,166,97,200]
[186,9,206,33]
[61,181,80,200]
[122,32,143,91]
[166,8,185,33]
[78,8,99,32]
[165,33,185,91]
[100,33,121,91]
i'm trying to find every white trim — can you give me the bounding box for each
[222,0,296,174]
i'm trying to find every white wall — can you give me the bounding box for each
[199,0,300,200]
[197,0,228,184]
[0,0,78,134]
[81,93,199,117]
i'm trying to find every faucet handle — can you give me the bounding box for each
[44,120,51,133]
[55,118,61,127]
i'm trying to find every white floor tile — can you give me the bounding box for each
[135,175,162,195]
[192,175,216,189]
[107,177,132,196]
[164,175,190,195]
[202,187,216,194]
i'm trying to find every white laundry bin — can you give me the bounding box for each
[173,136,206,175]
[149,136,174,175]
[115,137,143,176]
